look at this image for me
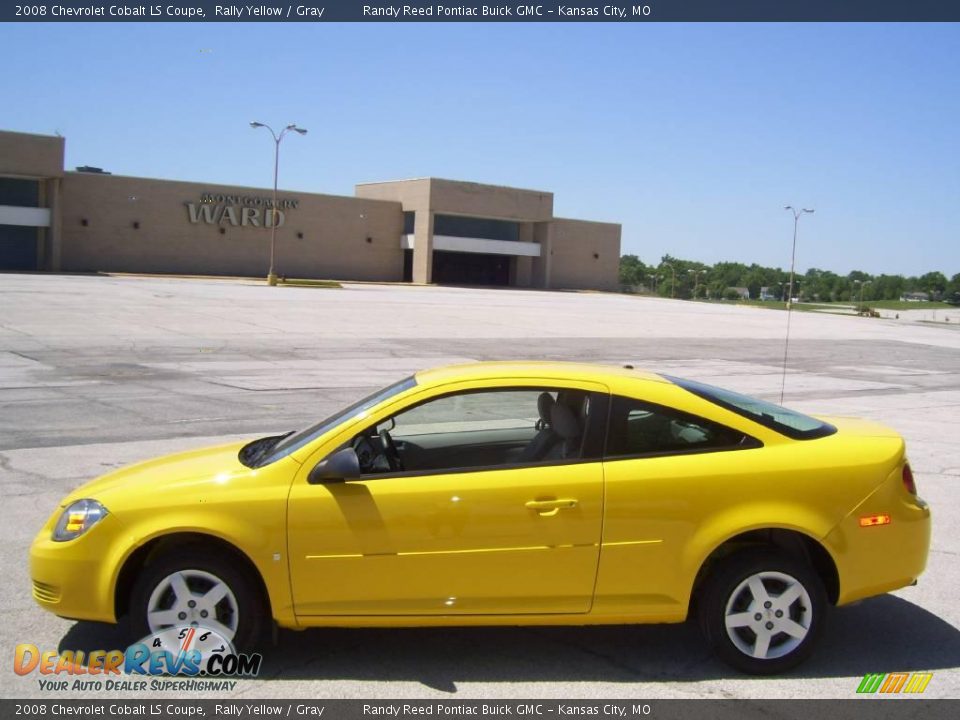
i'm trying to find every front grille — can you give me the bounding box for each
[32,580,61,603]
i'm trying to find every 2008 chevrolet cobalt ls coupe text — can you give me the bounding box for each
[30,362,930,674]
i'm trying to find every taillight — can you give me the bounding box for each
[903,463,917,495]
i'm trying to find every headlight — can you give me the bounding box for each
[52,499,108,542]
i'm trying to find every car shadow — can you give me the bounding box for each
[59,594,960,692]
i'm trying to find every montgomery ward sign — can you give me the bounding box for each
[185,193,299,229]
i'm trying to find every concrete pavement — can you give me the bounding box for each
[1,274,958,699]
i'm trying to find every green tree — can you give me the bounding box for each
[619,254,955,305]
[803,268,826,301]
[918,271,948,298]
[744,267,766,301]
[619,255,650,289]
[872,274,905,301]
[945,273,960,305]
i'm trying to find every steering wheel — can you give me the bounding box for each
[379,429,403,471]
[352,436,377,472]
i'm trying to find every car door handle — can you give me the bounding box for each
[525,498,579,515]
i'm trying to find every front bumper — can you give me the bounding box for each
[29,514,125,624]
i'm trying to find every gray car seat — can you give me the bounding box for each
[535,392,554,430]
[518,392,557,462]
[543,403,581,460]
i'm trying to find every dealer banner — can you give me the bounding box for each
[4,1,960,23]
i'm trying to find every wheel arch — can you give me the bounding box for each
[689,527,840,611]
[113,531,273,623]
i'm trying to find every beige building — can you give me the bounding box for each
[0,130,621,290]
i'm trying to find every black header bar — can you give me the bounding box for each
[4,1,960,23]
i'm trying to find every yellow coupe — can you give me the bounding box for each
[30,362,930,674]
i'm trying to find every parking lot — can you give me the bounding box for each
[2,273,959,699]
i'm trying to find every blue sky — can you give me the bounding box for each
[2,22,957,276]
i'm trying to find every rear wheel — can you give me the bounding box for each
[699,550,827,674]
[129,548,264,651]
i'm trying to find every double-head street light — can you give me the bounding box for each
[784,206,814,308]
[688,268,705,300]
[250,121,308,286]
[783,278,802,303]
[661,262,676,298]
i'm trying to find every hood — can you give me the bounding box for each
[63,441,252,506]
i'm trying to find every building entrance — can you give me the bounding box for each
[432,250,510,286]
[0,177,42,270]
[0,225,38,270]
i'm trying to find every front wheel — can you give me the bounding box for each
[699,550,827,675]
[129,549,265,651]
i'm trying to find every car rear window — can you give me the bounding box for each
[663,375,837,440]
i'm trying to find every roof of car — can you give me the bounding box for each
[415,361,670,387]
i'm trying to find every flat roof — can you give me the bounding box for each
[356,176,552,196]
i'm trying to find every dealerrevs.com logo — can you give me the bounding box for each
[13,626,262,692]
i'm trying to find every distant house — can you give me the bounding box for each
[900,292,930,302]
[759,286,778,301]
[726,287,751,300]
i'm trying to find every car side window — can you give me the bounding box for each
[353,388,603,476]
[605,395,753,458]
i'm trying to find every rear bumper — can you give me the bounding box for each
[826,478,931,605]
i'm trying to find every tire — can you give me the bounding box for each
[698,549,827,675]
[129,547,265,652]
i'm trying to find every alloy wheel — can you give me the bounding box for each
[145,569,239,642]
[723,570,812,660]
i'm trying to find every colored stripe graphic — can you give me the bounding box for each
[857,673,885,693]
[857,672,932,694]
[903,673,933,694]
[880,672,909,693]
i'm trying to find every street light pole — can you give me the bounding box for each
[662,262,676,298]
[855,279,872,313]
[784,206,814,308]
[250,121,308,286]
[689,269,704,300]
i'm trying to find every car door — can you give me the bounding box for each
[286,382,607,617]
[593,394,761,619]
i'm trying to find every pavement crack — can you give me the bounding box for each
[0,452,49,483]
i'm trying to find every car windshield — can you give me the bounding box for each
[663,374,836,440]
[249,375,417,467]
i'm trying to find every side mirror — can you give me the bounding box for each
[308,447,361,484]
